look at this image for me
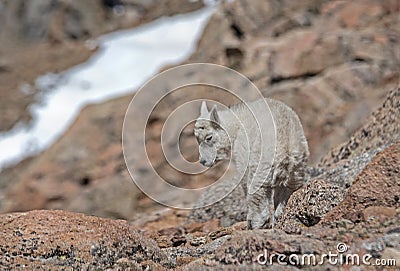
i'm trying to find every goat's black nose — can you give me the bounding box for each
[200,159,206,165]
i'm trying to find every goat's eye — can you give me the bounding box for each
[205,135,212,142]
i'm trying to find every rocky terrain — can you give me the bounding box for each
[0,0,399,269]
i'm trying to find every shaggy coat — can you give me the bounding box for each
[194,98,309,229]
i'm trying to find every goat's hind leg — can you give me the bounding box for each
[272,186,292,227]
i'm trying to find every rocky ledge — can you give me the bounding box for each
[1,88,398,270]
[0,0,399,269]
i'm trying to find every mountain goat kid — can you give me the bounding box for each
[194,98,309,229]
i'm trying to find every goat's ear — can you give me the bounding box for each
[210,105,220,124]
[200,101,208,116]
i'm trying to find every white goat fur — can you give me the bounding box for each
[194,98,309,229]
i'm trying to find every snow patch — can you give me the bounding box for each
[0,7,214,171]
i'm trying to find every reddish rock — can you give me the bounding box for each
[269,30,346,80]
[276,89,399,233]
[1,1,399,251]
[185,219,221,234]
[363,206,397,223]
[132,208,190,233]
[276,178,346,233]
[320,88,399,166]
[212,229,324,266]
[2,95,135,218]
[325,0,384,28]
[0,207,395,269]
[323,143,400,224]
[0,0,399,269]
[0,210,168,270]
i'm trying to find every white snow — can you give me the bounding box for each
[0,6,214,171]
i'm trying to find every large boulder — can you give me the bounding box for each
[0,210,169,270]
[1,0,399,226]
[323,143,400,224]
[276,88,399,232]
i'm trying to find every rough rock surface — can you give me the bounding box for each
[276,142,399,234]
[0,210,169,270]
[1,205,399,269]
[275,88,399,233]
[275,178,346,233]
[323,143,400,224]
[2,0,399,220]
[319,86,400,167]
[0,0,399,269]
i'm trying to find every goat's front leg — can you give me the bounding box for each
[246,185,273,229]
